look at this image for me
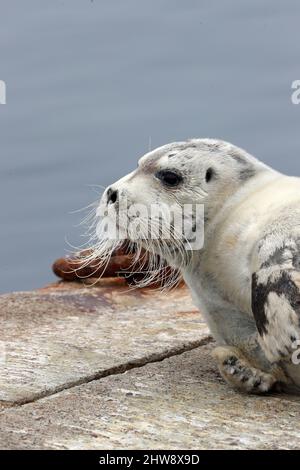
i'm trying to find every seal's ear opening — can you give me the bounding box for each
[205,168,214,183]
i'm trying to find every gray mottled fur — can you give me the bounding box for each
[101,138,300,394]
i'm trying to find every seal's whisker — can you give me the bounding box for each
[69,199,99,215]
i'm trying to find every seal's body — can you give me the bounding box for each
[98,139,300,393]
[185,172,300,392]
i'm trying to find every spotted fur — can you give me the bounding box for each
[252,229,300,363]
[98,138,300,393]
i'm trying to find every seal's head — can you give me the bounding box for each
[89,138,267,286]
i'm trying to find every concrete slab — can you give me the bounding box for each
[0,343,299,450]
[0,279,208,404]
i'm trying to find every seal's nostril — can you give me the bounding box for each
[106,187,118,204]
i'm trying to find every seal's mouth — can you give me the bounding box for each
[88,185,203,289]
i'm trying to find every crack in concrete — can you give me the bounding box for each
[0,336,213,412]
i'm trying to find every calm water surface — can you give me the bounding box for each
[1,0,300,293]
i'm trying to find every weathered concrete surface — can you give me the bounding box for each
[0,342,299,450]
[1,279,300,449]
[0,279,209,404]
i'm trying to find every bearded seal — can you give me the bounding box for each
[90,138,300,394]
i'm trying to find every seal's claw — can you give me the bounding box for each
[212,346,277,394]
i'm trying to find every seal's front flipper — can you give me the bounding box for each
[212,346,279,394]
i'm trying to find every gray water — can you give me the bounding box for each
[1,0,300,293]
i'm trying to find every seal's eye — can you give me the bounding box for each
[205,168,214,183]
[155,170,183,187]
